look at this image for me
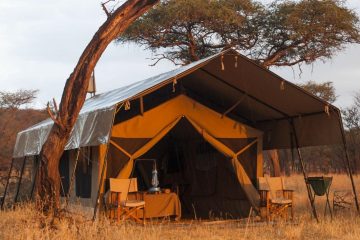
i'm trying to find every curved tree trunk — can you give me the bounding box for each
[36,0,159,215]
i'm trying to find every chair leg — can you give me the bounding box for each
[143,206,146,225]
[117,193,121,223]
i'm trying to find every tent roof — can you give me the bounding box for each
[13,49,344,158]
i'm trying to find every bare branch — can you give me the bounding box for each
[46,101,62,127]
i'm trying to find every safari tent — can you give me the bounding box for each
[7,49,356,219]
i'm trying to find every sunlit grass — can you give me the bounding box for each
[1,174,360,240]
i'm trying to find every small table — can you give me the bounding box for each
[307,176,333,219]
[128,192,181,220]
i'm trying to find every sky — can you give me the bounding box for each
[0,0,360,109]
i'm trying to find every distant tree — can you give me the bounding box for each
[0,90,38,109]
[343,91,360,130]
[119,0,360,67]
[298,81,337,103]
[0,90,46,173]
[342,91,360,171]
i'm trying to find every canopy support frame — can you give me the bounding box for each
[64,148,81,209]
[92,104,122,221]
[1,157,15,209]
[222,94,247,118]
[200,68,290,119]
[338,114,360,214]
[290,119,319,222]
[184,87,254,126]
[14,156,27,203]
[30,155,40,200]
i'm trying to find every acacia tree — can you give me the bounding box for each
[119,0,359,67]
[342,91,360,172]
[299,81,337,103]
[36,0,159,215]
[0,90,38,110]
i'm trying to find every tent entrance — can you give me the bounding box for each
[126,118,255,219]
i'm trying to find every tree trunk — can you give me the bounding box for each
[35,0,159,215]
[268,149,281,177]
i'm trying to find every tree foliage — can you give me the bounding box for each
[119,0,360,67]
[298,80,337,103]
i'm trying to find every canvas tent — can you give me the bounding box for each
[7,49,356,218]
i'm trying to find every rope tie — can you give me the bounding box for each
[235,56,238,68]
[325,105,330,116]
[280,81,285,91]
[173,77,178,93]
[221,55,225,71]
[125,100,131,110]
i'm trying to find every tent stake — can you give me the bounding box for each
[338,117,360,214]
[92,104,122,221]
[14,156,27,203]
[290,120,319,222]
[1,157,15,210]
[30,155,40,200]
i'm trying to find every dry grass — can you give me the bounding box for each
[1,174,360,240]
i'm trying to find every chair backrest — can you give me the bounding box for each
[258,176,285,199]
[109,178,138,202]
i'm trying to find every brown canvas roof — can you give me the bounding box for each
[179,49,343,149]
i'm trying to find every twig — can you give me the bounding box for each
[101,0,115,17]
[52,98,58,113]
[46,101,62,127]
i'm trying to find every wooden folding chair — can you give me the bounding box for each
[108,178,146,224]
[258,176,294,221]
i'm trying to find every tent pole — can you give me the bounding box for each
[14,156,27,203]
[64,148,81,209]
[92,140,112,221]
[139,97,144,116]
[290,132,296,173]
[338,117,360,214]
[290,120,319,222]
[1,157,16,210]
[30,155,40,200]
[92,104,122,221]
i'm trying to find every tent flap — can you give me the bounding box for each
[186,117,260,209]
